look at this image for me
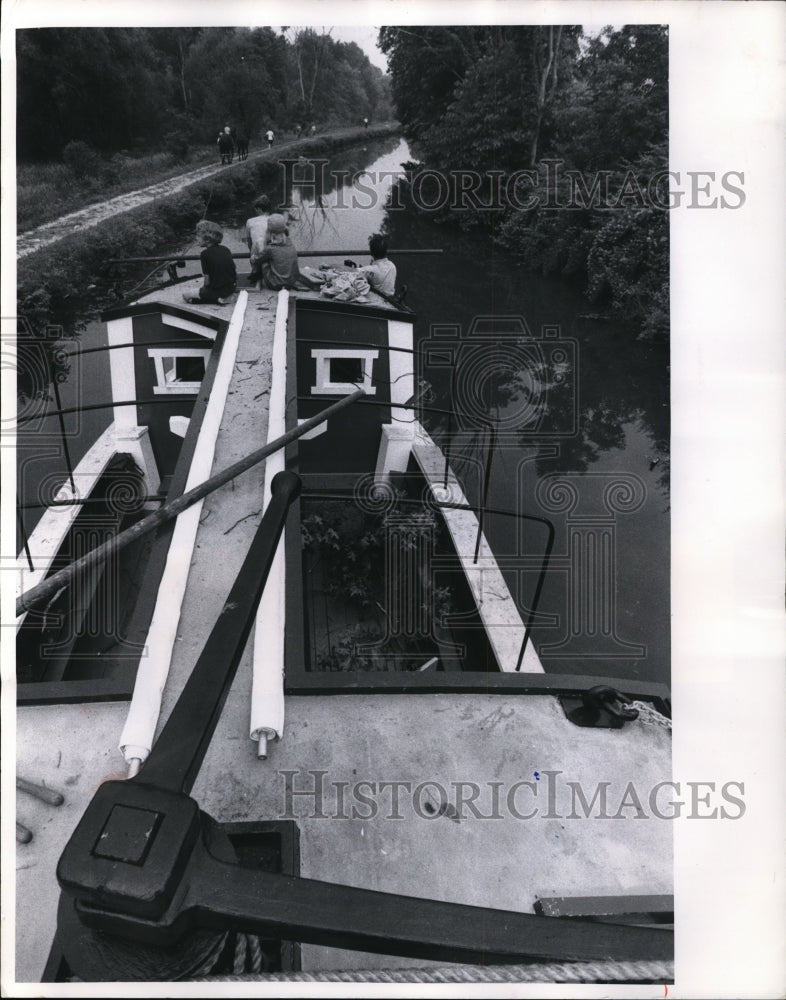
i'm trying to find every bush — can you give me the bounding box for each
[586,207,669,338]
[164,129,190,162]
[62,140,103,180]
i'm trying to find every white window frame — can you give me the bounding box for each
[310,348,378,396]
[148,348,211,394]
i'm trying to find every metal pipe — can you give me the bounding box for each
[61,338,223,359]
[296,395,458,421]
[18,378,453,429]
[474,425,496,565]
[62,337,418,360]
[443,362,459,489]
[17,503,34,572]
[515,518,555,671]
[17,396,208,426]
[18,494,164,510]
[16,389,364,617]
[17,391,458,430]
[108,250,443,264]
[51,376,76,494]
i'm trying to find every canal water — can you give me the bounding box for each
[18,136,669,684]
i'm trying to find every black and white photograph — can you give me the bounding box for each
[2,2,783,996]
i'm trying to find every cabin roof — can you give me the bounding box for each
[100,298,228,328]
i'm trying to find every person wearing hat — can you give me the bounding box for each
[258,214,323,291]
[184,220,237,304]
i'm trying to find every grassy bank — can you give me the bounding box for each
[18,149,217,232]
[18,123,399,233]
[17,125,400,343]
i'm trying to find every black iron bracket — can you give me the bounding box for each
[561,685,644,729]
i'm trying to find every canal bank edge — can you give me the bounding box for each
[16,125,401,337]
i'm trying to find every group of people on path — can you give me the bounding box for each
[218,122,325,163]
[184,192,397,305]
[217,126,249,165]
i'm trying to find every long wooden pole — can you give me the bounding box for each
[16,389,364,617]
[109,250,443,263]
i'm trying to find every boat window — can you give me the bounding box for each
[149,348,210,394]
[329,356,363,385]
[310,348,378,396]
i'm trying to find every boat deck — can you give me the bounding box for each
[14,269,673,981]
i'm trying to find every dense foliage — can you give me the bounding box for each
[17,27,392,162]
[301,499,454,672]
[380,25,669,336]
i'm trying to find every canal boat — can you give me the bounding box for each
[12,255,674,987]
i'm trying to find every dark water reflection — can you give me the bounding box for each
[17,136,669,684]
[380,203,670,684]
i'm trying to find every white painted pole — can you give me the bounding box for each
[249,291,288,760]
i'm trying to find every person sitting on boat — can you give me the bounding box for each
[183,221,237,305]
[258,214,323,291]
[245,195,272,287]
[351,235,397,297]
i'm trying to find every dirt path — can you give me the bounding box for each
[17,127,389,260]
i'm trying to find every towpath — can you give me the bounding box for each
[17,125,395,260]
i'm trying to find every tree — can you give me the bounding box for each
[379,26,579,174]
[286,27,334,120]
[147,28,202,113]
[16,25,385,161]
[383,23,669,335]
[378,26,491,137]
[17,28,172,158]
[554,25,668,171]
[184,28,290,140]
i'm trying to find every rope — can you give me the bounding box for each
[232,933,247,973]
[177,930,228,979]
[192,958,674,983]
[247,935,264,973]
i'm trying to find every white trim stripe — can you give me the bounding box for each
[119,292,249,764]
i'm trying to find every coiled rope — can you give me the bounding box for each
[192,958,674,983]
